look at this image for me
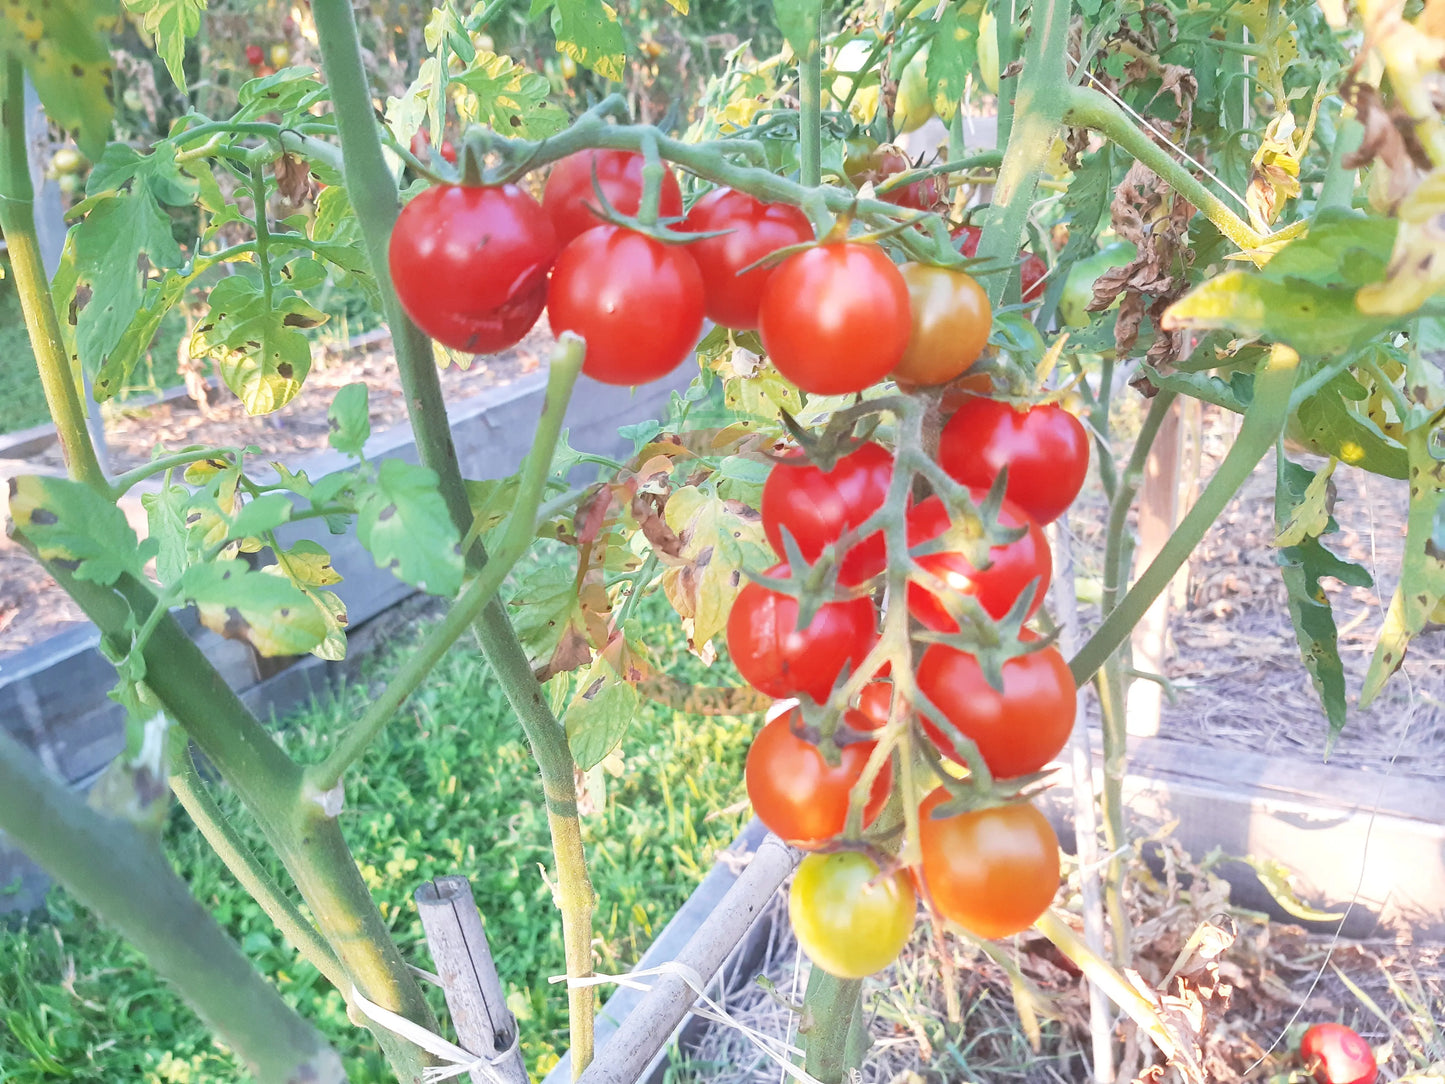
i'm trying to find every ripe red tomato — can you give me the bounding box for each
[389,184,558,354]
[546,226,705,385]
[758,243,911,395]
[440,140,457,164]
[542,149,684,245]
[917,789,1060,938]
[894,263,991,386]
[726,564,877,702]
[856,680,895,728]
[681,189,814,330]
[938,397,1090,525]
[953,224,1047,302]
[905,494,1051,631]
[1300,1023,1377,1084]
[245,44,265,67]
[915,634,1075,778]
[760,442,893,585]
[847,143,941,210]
[746,707,891,847]
[789,852,916,978]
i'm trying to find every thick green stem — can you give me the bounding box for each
[1070,346,1300,686]
[0,60,105,489]
[798,10,822,189]
[0,730,345,1084]
[802,969,866,1083]
[1064,87,1264,253]
[1319,115,1363,211]
[171,750,350,993]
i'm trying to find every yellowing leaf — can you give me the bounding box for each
[659,485,769,651]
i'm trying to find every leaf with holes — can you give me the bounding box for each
[0,0,116,159]
[7,475,149,585]
[190,276,326,414]
[355,459,463,596]
[453,51,568,138]
[659,484,770,652]
[181,560,327,657]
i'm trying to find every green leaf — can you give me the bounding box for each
[564,657,639,771]
[180,560,327,657]
[1261,210,1394,291]
[1274,457,1371,740]
[355,459,464,596]
[228,493,296,540]
[0,0,116,159]
[273,539,343,587]
[452,51,569,139]
[1361,422,1445,705]
[328,383,371,457]
[772,0,823,59]
[190,276,326,415]
[91,269,196,403]
[1288,369,1407,479]
[236,67,328,124]
[140,482,192,584]
[925,2,983,122]
[123,0,204,93]
[551,0,626,82]
[7,475,146,585]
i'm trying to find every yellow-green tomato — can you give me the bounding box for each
[788,852,917,979]
[893,45,933,134]
[892,263,992,386]
[978,11,1000,94]
[52,147,84,175]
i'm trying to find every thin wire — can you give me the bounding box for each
[1067,53,1253,212]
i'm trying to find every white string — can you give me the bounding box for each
[349,984,520,1084]
[551,962,826,1084]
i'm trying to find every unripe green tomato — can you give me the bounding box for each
[893,45,933,134]
[978,11,1000,94]
[57,172,80,196]
[473,31,494,52]
[52,147,84,175]
[1059,241,1135,327]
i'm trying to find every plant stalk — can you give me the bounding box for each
[801,969,866,1082]
[798,7,822,189]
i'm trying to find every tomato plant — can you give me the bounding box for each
[760,441,893,584]
[757,242,912,395]
[726,565,877,702]
[789,851,917,979]
[546,225,705,385]
[1300,1024,1378,1084]
[905,494,1051,630]
[681,188,814,330]
[914,635,1075,778]
[542,148,684,244]
[916,789,1060,939]
[893,264,991,386]
[389,184,558,354]
[953,224,1047,302]
[745,707,891,847]
[938,397,1090,526]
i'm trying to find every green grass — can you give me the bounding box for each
[0,587,754,1082]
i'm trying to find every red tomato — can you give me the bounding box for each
[849,144,941,210]
[953,224,1047,302]
[917,789,1060,938]
[761,442,893,585]
[726,564,877,703]
[245,44,265,67]
[542,149,684,245]
[681,189,814,330]
[856,680,896,729]
[790,852,916,978]
[546,226,705,385]
[746,707,891,847]
[758,243,911,395]
[409,128,431,158]
[1300,1024,1377,1084]
[389,184,558,354]
[905,494,1051,631]
[915,634,1075,778]
[938,397,1090,525]
[440,140,457,164]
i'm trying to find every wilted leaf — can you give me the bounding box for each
[1240,854,1346,922]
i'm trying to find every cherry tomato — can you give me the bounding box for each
[51,148,84,175]
[546,226,705,385]
[760,442,893,585]
[270,43,291,68]
[746,707,891,847]
[906,494,1051,631]
[440,140,457,164]
[938,397,1090,525]
[560,54,578,79]
[1300,1023,1377,1084]
[893,264,991,386]
[542,149,684,245]
[758,242,911,395]
[245,44,265,67]
[848,144,941,210]
[410,128,431,158]
[726,564,877,702]
[856,680,896,729]
[389,184,558,354]
[789,852,916,978]
[681,189,814,330]
[254,64,277,77]
[915,634,1075,779]
[953,224,1047,302]
[917,789,1060,939]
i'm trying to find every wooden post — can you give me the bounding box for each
[414,875,529,1084]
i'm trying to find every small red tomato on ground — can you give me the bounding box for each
[938,397,1090,525]
[389,183,558,354]
[746,707,891,847]
[915,634,1075,779]
[726,565,877,703]
[681,188,814,330]
[546,226,705,385]
[1300,1023,1377,1084]
[789,852,917,979]
[542,149,684,245]
[245,44,265,67]
[905,494,1051,630]
[917,789,1060,938]
[758,242,911,395]
[893,263,992,387]
[760,442,893,585]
